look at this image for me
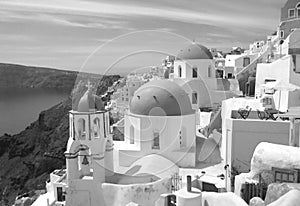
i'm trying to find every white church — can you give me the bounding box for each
[32,43,239,206]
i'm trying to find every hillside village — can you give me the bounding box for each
[12,0,300,205]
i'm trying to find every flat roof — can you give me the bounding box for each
[278,107,300,118]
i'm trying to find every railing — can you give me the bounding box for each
[170,173,182,192]
[240,182,267,204]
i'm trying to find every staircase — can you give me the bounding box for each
[236,44,270,94]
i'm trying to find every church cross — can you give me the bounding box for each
[86,80,93,91]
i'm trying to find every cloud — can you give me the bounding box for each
[0,0,279,30]
[0,33,35,42]
[0,8,132,30]
[0,0,285,72]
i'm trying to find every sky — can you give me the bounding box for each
[0,0,287,74]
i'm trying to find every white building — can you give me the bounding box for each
[162,55,175,79]
[171,43,240,109]
[111,74,146,111]
[225,53,259,77]
[255,30,300,112]
[117,80,196,168]
[220,30,300,192]
[64,88,114,206]
[249,41,265,54]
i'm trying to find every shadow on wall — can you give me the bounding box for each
[102,177,171,206]
[105,172,159,185]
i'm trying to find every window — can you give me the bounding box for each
[178,65,182,77]
[57,187,65,202]
[208,65,211,77]
[291,28,297,32]
[280,30,284,39]
[264,79,276,84]
[192,92,198,104]
[297,3,300,17]
[272,167,299,183]
[78,118,86,140]
[243,57,250,67]
[103,114,107,138]
[130,125,134,144]
[292,55,300,73]
[216,69,224,78]
[106,113,110,135]
[93,118,100,138]
[152,131,160,149]
[264,79,276,94]
[288,9,295,18]
[192,67,198,78]
[70,116,74,140]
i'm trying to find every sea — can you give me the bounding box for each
[0,88,69,136]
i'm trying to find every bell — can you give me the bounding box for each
[82,155,89,165]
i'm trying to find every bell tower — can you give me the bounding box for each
[65,82,114,206]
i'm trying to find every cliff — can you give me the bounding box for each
[0,63,79,91]
[0,63,121,205]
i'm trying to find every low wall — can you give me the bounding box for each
[226,119,299,173]
[202,192,248,206]
[119,149,195,168]
[234,142,300,196]
[102,177,171,206]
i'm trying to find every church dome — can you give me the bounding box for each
[130,80,194,116]
[77,89,105,112]
[177,43,213,60]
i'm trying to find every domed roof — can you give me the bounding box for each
[77,89,105,112]
[130,80,194,116]
[177,43,213,60]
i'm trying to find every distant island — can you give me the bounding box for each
[0,63,121,205]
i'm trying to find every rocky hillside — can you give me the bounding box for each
[0,64,120,205]
[0,63,115,92]
[0,63,79,91]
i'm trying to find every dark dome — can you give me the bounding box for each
[177,43,213,60]
[77,90,105,112]
[130,80,194,116]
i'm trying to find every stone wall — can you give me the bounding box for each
[264,183,300,205]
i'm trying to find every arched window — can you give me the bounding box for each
[93,118,100,138]
[192,92,198,104]
[178,65,182,77]
[280,30,284,39]
[130,125,134,144]
[152,131,160,149]
[192,66,198,78]
[78,118,86,140]
[70,116,74,140]
[297,3,300,17]
[208,65,211,78]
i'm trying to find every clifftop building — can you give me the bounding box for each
[279,0,300,39]
[171,43,240,109]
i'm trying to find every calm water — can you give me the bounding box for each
[0,88,69,136]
